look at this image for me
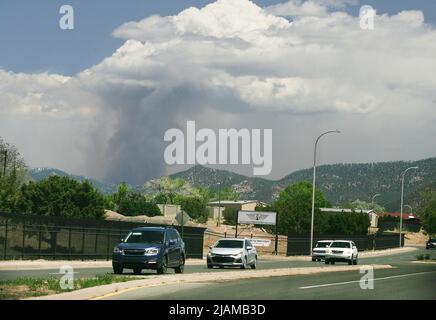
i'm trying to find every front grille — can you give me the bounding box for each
[124,249,145,256]
[332,250,343,254]
[212,256,235,263]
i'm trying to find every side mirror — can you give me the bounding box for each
[246,246,253,250]
[169,240,176,246]
[208,245,212,250]
[120,238,124,243]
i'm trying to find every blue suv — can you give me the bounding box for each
[112,227,186,275]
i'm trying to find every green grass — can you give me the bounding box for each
[0,274,141,300]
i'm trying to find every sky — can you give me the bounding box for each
[1,0,436,184]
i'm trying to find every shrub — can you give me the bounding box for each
[223,207,238,225]
[118,192,161,217]
[16,176,105,219]
[180,197,208,223]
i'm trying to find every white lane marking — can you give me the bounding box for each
[299,271,436,289]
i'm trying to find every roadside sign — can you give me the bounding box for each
[175,212,191,226]
[237,211,277,226]
[250,239,271,247]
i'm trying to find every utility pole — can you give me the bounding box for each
[2,150,7,177]
[217,182,221,227]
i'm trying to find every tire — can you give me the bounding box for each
[250,257,257,269]
[312,257,316,262]
[175,255,185,274]
[157,256,168,274]
[348,255,353,265]
[353,255,358,265]
[207,264,213,269]
[240,257,248,269]
[331,261,335,265]
[325,260,329,264]
[113,266,123,274]
[133,267,142,275]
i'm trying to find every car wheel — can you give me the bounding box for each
[348,255,353,265]
[175,255,185,274]
[331,261,335,265]
[353,255,358,265]
[207,264,213,269]
[133,267,142,275]
[240,257,248,269]
[325,260,329,264]
[157,256,168,274]
[312,257,316,262]
[113,266,123,274]
[250,257,257,269]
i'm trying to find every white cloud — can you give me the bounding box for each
[1,0,435,182]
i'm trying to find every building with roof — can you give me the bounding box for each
[320,208,379,228]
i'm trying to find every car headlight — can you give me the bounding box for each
[233,252,243,258]
[144,248,160,256]
[113,247,123,254]
[325,249,331,254]
[207,251,212,256]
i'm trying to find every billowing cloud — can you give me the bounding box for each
[1,0,436,183]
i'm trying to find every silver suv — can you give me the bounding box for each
[207,238,257,269]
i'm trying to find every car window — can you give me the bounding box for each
[124,230,164,244]
[316,242,331,248]
[215,240,244,248]
[330,241,351,248]
[247,240,253,247]
[169,230,178,242]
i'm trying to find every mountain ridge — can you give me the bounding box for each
[29,157,436,211]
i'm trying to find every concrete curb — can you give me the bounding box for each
[27,264,393,300]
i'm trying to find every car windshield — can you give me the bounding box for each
[215,240,244,248]
[316,242,331,248]
[330,242,351,248]
[124,231,164,244]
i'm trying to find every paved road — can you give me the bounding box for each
[0,248,426,281]
[95,247,435,300]
[104,263,436,300]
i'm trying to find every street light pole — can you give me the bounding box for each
[399,166,418,247]
[403,204,413,218]
[217,182,221,227]
[310,130,340,255]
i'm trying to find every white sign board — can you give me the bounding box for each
[237,211,277,225]
[249,239,272,247]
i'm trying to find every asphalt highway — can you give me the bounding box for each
[2,247,434,301]
[0,248,427,281]
[97,247,436,300]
